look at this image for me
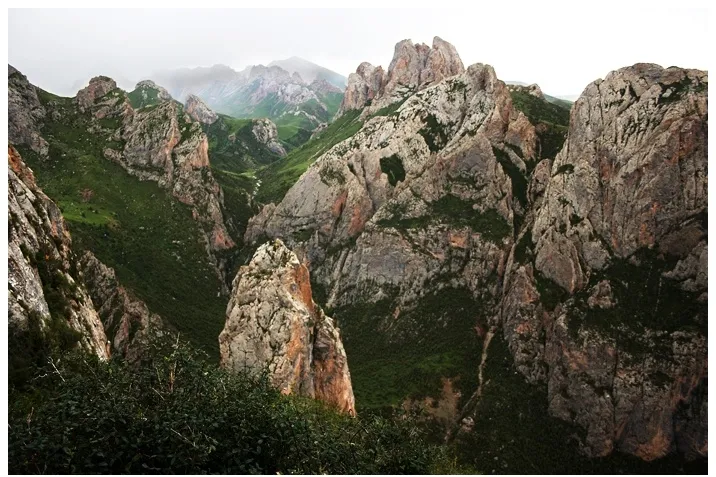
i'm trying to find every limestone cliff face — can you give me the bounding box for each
[8,145,109,361]
[76,76,119,112]
[339,36,464,116]
[251,118,287,157]
[185,93,218,125]
[8,65,48,156]
[78,251,169,362]
[71,80,237,257]
[247,62,533,312]
[500,64,707,460]
[219,239,355,415]
[247,54,707,462]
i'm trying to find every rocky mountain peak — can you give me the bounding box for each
[339,36,464,116]
[184,93,218,124]
[502,62,708,460]
[507,82,545,100]
[308,78,341,95]
[291,71,305,84]
[134,79,172,101]
[251,118,287,157]
[219,239,355,415]
[8,64,48,155]
[76,76,118,111]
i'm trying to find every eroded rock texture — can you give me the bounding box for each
[185,93,218,125]
[251,118,287,157]
[339,36,465,116]
[249,54,708,461]
[501,64,708,460]
[8,65,48,156]
[219,239,355,415]
[247,62,533,313]
[8,145,109,361]
[78,251,169,362]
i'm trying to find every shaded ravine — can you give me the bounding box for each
[445,327,495,443]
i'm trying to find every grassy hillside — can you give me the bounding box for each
[24,91,228,359]
[203,114,280,173]
[255,109,363,204]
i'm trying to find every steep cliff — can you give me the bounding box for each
[185,93,218,125]
[79,251,169,362]
[8,68,231,357]
[8,65,48,155]
[246,45,708,464]
[219,239,355,415]
[501,63,708,461]
[339,36,464,116]
[8,145,109,383]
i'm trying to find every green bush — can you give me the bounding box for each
[8,340,457,474]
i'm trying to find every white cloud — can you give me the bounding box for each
[8,7,709,98]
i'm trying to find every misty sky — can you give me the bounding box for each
[8,7,709,98]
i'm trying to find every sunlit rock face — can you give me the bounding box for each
[219,239,355,416]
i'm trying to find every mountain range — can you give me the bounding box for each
[151,59,346,146]
[7,35,708,474]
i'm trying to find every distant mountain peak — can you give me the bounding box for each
[268,57,346,91]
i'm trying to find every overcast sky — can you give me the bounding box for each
[8,7,709,98]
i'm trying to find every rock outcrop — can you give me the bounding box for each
[501,64,708,460]
[246,62,531,311]
[507,83,545,100]
[78,251,169,362]
[251,118,287,157]
[8,145,109,362]
[339,36,464,116]
[134,80,172,102]
[247,50,708,462]
[185,93,218,124]
[8,65,48,155]
[219,239,355,415]
[74,83,237,255]
[76,76,118,112]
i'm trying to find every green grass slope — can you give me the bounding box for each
[23,91,228,359]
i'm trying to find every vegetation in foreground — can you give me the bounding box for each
[8,340,468,475]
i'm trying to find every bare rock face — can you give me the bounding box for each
[185,93,218,125]
[341,62,385,113]
[8,65,48,156]
[251,118,287,157]
[338,36,464,116]
[500,64,708,460]
[78,251,168,362]
[533,64,707,292]
[76,76,118,112]
[8,145,109,362]
[246,62,533,326]
[219,239,355,415]
[116,99,235,253]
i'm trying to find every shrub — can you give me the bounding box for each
[8,339,454,474]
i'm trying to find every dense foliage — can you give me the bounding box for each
[8,341,462,475]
